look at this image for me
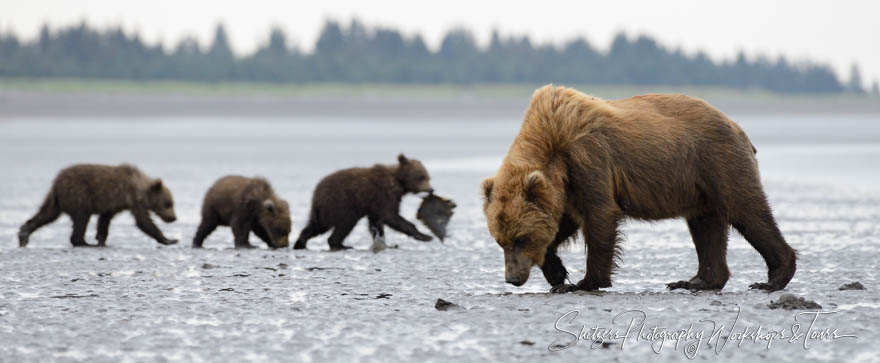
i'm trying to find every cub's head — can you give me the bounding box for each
[257,199,292,249]
[482,170,561,286]
[147,179,177,223]
[396,153,433,194]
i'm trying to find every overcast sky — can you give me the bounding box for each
[2,0,878,86]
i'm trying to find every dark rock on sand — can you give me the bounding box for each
[435,298,460,311]
[839,281,866,290]
[768,294,822,310]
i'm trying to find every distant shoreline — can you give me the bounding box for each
[1,79,878,119]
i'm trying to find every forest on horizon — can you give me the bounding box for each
[0,19,873,94]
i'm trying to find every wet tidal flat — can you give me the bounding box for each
[1,115,879,362]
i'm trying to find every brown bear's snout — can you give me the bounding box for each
[161,214,177,223]
[273,235,290,249]
[504,250,532,286]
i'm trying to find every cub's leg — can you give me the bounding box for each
[668,212,731,291]
[293,217,329,250]
[96,212,117,247]
[368,215,390,252]
[327,217,358,251]
[384,213,432,242]
[18,195,62,247]
[192,213,219,248]
[231,218,256,249]
[70,213,94,247]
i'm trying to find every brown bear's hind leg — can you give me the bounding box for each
[70,213,95,247]
[293,218,329,250]
[732,200,796,291]
[668,212,730,291]
[95,212,116,247]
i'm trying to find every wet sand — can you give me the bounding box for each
[1,82,879,119]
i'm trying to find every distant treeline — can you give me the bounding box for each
[0,20,860,93]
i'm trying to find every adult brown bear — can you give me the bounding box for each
[481,85,796,292]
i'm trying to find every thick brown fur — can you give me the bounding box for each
[294,154,434,250]
[482,85,796,292]
[193,176,291,249]
[18,164,178,247]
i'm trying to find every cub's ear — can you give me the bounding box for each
[524,171,546,202]
[481,177,495,201]
[150,179,164,192]
[397,153,409,165]
[263,199,277,214]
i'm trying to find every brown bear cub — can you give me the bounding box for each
[193,176,291,249]
[482,85,797,293]
[18,164,178,247]
[294,154,434,251]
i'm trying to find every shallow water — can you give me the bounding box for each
[0,114,878,362]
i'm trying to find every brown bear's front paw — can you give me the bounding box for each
[667,277,720,291]
[749,282,784,292]
[667,280,692,290]
[549,284,580,294]
[234,243,256,249]
[574,278,609,291]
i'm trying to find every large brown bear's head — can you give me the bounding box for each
[147,179,177,223]
[482,170,563,286]
[396,153,434,194]
[257,199,292,249]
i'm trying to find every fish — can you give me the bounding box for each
[416,193,456,242]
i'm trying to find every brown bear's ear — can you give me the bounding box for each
[263,199,277,214]
[150,179,163,192]
[481,177,495,201]
[524,171,546,202]
[398,153,409,165]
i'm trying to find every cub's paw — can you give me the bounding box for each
[329,245,352,251]
[414,234,433,242]
[159,239,179,246]
[18,231,29,247]
[549,284,580,294]
[234,243,256,249]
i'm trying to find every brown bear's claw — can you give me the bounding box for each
[749,282,782,292]
[549,284,580,294]
[667,278,720,291]
[667,281,692,290]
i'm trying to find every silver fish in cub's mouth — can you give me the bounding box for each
[416,193,456,241]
